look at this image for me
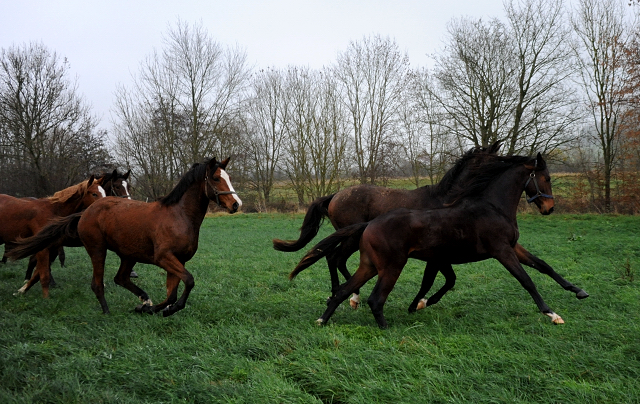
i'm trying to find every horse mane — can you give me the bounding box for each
[428,142,501,197]
[444,154,534,205]
[158,160,211,206]
[47,181,90,204]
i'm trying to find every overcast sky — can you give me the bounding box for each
[0,0,507,130]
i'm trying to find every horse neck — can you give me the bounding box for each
[481,166,528,220]
[415,184,447,206]
[48,194,85,216]
[174,181,210,225]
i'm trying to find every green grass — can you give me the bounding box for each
[1,213,639,403]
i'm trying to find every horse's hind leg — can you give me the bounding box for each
[332,237,361,309]
[87,246,110,314]
[514,243,589,299]
[409,261,456,313]
[156,255,194,317]
[16,250,51,298]
[318,259,377,326]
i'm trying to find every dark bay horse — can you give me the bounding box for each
[8,158,241,316]
[17,168,133,282]
[291,153,575,328]
[274,142,588,309]
[0,176,106,297]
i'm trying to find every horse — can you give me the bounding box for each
[0,176,106,297]
[16,168,133,283]
[290,153,575,328]
[8,157,242,316]
[274,142,588,309]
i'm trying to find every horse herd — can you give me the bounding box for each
[0,144,589,327]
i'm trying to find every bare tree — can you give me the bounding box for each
[433,17,517,149]
[572,0,632,211]
[0,42,109,196]
[334,35,410,184]
[243,67,288,206]
[504,0,581,156]
[112,20,249,201]
[282,67,349,203]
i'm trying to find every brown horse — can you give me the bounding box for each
[16,169,133,283]
[274,142,588,309]
[0,176,106,297]
[291,153,576,328]
[8,157,241,316]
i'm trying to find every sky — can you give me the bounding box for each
[0,0,506,131]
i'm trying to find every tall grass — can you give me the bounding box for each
[0,213,639,403]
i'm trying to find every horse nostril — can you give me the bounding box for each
[232,202,239,212]
[548,206,554,214]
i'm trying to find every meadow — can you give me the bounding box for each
[0,212,639,403]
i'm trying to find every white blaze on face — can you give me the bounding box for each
[122,180,132,199]
[98,186,106,198]
[220,169,242,207]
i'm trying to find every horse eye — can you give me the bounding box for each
[92,193,98,197]
[213,177,220,182]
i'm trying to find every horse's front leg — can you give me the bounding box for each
[495,249,564,324]
[156,255,194,317]
[514,243,589,299]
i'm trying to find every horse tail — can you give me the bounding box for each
[289,222,368,280]
[273,194,335,252]
[7,213,82,261]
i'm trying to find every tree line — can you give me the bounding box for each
[1,0,638,212]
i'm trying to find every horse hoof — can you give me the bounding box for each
[316,318,325,326]
[349,294,360,310]
[576,290,589,299]
[416,298,428,311]
[546,312,564,324]
[135,303,154,314]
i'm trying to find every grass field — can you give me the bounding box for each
[1,213,639,403]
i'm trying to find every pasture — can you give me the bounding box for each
[0,213,639,403]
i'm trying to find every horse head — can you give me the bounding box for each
[205,157,242,214]
[80,175,107,210]
[104,169,132,199]
[524,153,554,215]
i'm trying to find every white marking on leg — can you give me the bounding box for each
[349,293,360,309]
[121,180,132,199]
[98,186,106,198]
[139,297,153,306]
[14,284,28,296]
[220,169,242,207]
[545,312,564,324]
[416,298,428,311]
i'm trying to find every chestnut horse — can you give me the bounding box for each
[17,169,133,283]
[291,153,578,328]
[274,142,588,309]
[8,157,241,316]
[0,176,106,297]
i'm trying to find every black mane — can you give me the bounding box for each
[159,160,211,206]
[427,142,501,197]
[444,154,534,204]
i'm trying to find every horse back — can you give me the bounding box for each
[327,185,427,229]
[0,194,55,241]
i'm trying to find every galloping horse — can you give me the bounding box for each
[291,153,574,328]
[9,157,241,316]
[17,168,132,283]
[274,142,588,309]
[0,176,106,297]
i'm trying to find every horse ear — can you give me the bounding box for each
[88,175,95,186]
[489,141,502,154]
[536,152,546,169]
[123,169,131,180]
[220,157,230,169]
[111,169,118,178]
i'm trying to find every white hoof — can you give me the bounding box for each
[316,318,324,326]
[546,312,565,324]
[416,298,428,311]
[349,294,360,310]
